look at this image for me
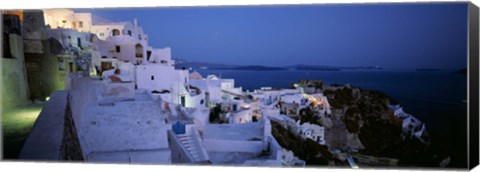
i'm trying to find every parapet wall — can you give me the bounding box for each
[19,91,67,160]
[203,139,264,153]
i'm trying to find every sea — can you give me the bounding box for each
[196,69,468,168]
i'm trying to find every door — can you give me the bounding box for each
[180,95,186,107]
[77,37,82,48]
[205,92,210,107]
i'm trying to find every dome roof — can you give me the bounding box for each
[207,74,219,80]
[189,71,203,80]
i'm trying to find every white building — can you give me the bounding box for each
[300,122,326,145]
[388,105,426,139]
[307,93,331,115]
[251,88,300,106]
[280,94,309,106]
[34,9,310,166]
[147,47,174,66]
[91,20,149,65]
[43,9,93,32]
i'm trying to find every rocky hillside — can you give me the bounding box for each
[294,80,448,167]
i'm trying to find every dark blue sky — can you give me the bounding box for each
[77,3,468,69]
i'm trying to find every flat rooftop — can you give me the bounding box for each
[78,94,169,157]
[203,122,263,141]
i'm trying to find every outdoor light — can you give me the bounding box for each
[45,96,50,101]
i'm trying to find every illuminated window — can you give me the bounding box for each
[79,21,83,28]
[135,44,143,58]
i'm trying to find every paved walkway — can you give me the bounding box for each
[19,91,68,161]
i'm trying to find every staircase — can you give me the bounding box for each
[174,130,209,162]
[177,134,201,161]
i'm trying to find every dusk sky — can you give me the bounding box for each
[77,2,468,69]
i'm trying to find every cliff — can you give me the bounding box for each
[293,80,447,167]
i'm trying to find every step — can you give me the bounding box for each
[178,136,192,141]
[181,139,194,143]
[180,140,194,144]
[186,147,198,152]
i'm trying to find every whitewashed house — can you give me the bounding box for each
[136,64,202,107]
[388,105,426,139]
[43,9,93,32]
[300,122,326,145]
[280,94,309,106]
[307,93,332,115]
[91,19,149,65]
[189,74,244,107]
[147,47,174,66]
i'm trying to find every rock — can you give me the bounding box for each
[439,156,450,167]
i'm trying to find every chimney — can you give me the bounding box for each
[133,18,138,28]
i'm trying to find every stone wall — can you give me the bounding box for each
[24,43,66,101]
[1,34,30,109]
[23,10,66,101]
[60,94,84,160]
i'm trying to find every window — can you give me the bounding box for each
[115,46,121,53]
[62,20,67,23]
[151,75,154,80]
[101,61,113,71]
[101,56,107,59]
[112,29,120,36]
[78,21,83,28]
[68,62,74,72]
[77,37,82,47]
[146,51,152,60]
[58,57,65,70]
[138,34,142,40]
[128,30,132,36]
[99,33,104,36]
[113,56,117,59]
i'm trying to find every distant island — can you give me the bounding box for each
[415,68,468,74]
[455,68,467,74]
[215,65,286,71]
[174,58,383,71]
[416,68,444,72]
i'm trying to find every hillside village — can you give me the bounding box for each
[2,9,439,167]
